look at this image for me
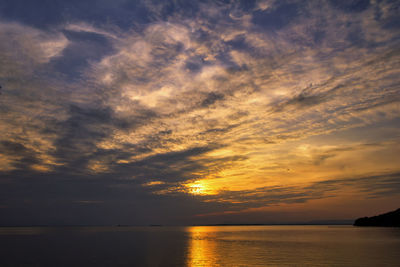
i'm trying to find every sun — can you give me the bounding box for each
[189,185,203,195]
[186,180,215,195]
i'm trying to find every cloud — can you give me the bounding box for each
[0,0,399,224]
[329,0,371,13]
[49,30,115,79]
[195,171,400,212]
[0,22,68,65]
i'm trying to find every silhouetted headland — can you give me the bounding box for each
[354,208,400,227]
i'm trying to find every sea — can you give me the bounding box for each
[0,225,399,266]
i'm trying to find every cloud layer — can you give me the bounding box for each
[0,0,399,225]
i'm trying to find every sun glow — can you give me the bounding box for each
[186,181,215,196]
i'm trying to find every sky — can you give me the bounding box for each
[0,0,399,226]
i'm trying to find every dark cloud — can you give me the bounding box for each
[201,92,224,107]
[141,0,201,21]
[285,92,329,108]
[200,123,240,135]
[379,1,400,30]
[0,0,66,29]
[273,83,343,112]
[111,145,221,184]
[0,0,152,30]
[306,172,400,198]
[55,105,114,146]
[49,104,131,171]
[0,166,229,225]
[226,34,249,50]
[184,56,209,73]
[0,141,40,170]
[49,30,115,79]
[252,1,300,30]
[329,0,370,13]
[0,140,29,155]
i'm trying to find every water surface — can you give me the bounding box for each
[0,225,399,266]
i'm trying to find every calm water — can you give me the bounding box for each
[0,225,399,266]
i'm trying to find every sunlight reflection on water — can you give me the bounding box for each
[0,225,399,266]
[185,225,400,266]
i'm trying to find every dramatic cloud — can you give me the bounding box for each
[0,0,399,225]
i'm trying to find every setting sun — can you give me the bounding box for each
[186,181,216,196]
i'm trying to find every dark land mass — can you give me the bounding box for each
[354,208,400,227]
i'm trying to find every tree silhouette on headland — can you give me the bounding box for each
[354,208,400,227]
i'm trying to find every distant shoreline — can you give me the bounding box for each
[0,223,354,227]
